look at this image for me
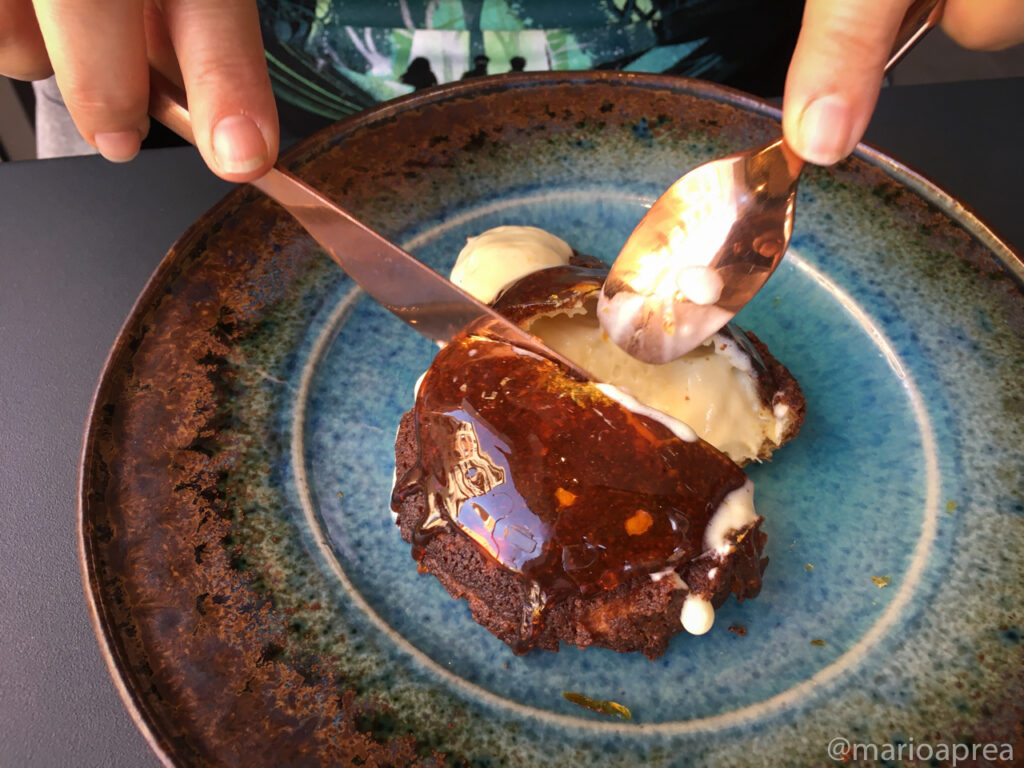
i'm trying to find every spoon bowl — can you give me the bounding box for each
[598,139,802,363]
[600,0,944,363]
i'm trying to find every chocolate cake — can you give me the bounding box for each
[390,227,805,658]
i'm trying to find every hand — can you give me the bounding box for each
[782,0,1024,166]
[0,0,278,181]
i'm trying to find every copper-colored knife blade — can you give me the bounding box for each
[148,69,591,381]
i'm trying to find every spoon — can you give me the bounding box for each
[599,0,944,364]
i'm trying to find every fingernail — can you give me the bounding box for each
[796,95,852,166]
[94,130,142,163]
[212,115,268,175]
[138,116,151,142]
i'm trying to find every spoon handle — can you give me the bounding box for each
[887,0,945,71]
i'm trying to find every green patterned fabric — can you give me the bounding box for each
[260,0,803,124]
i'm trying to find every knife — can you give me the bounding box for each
[147,70,591,381]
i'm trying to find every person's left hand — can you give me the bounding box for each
[0,0,279,181]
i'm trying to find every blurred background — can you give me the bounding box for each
[1,26,1023,163]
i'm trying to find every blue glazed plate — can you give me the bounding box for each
[80,73,1024,766]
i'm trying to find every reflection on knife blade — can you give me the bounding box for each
[252,168,592,381]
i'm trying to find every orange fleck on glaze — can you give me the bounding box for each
[625,509,654,536]
[555,487,578,507]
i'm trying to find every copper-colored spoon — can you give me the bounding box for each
[599,0,944,364]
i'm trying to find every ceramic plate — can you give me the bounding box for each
[80,73,1024,766]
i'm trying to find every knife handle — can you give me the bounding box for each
[148,69,196,146]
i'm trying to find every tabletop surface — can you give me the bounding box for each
[1,77,1021,768]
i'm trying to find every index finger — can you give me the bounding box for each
[162,0,278,181]
[32,0,150,161]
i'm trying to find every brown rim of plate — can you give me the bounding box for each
[77,70,1023,767]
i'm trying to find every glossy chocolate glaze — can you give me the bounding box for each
[392,333,749,651]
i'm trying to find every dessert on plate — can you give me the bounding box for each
[391,226,805,658]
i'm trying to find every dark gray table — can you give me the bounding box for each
[1,78,1021,768]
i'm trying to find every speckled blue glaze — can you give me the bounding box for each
[84,74,1023,766]
[276,124,1022,759]
[296,183,944,726]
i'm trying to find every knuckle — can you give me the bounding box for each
[0,3,52,79]
[188,57,269,100]
[62,82,147,126]
[802,2,900,71]
[0,59,54,81]
[0,45,53,81]
[822,23,890,69]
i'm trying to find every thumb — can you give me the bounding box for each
[783,0,913,166]
[161,0,278,182]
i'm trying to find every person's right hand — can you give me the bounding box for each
[0,0,278,182]
[783,0,1024,167]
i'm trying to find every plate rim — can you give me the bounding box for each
[77,70,1024,766]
